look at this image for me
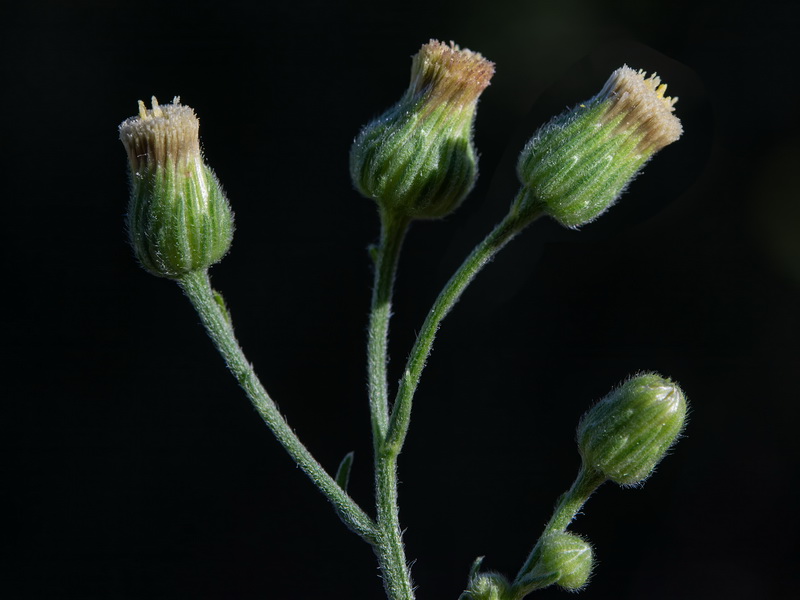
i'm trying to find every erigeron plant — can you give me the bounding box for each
[119,40,687,600]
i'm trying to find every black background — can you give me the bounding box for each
[3,0,799,598]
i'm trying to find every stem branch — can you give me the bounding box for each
[178,269,378,542]
[368,208,411,446]
[384,210,538,454]
[513,466,605,583]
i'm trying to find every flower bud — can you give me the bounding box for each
[462,572,512,600]
[577,373,687,486]
[515,66,682,228]
[350,40,494,219]
[119,97,233,278]
[525,532,594,591]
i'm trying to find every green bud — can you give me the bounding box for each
[462,572,513,600]
[119,97,233,278]
[525,532,594,591]
[350,40,495,219]
[577,373,687,486]
[515,66,682,227]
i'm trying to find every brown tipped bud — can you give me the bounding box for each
[119,97,233,278]
[350,40,494,220]
[515,65,683,228]
[408,40,495,112]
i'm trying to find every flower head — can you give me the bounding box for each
[120,97,233,278]
[515,66,682,228]
[350,40,495,219]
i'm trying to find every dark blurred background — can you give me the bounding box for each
[2,0,798,598]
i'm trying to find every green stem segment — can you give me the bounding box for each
[374,451,414,600]
[368,207,415,600]
[384,210,539,454]
[513,466,605,586]
[368,208,411,446]
[178,269,378,542]
[543,467,605,533]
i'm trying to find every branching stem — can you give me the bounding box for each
[384,210,541,454]
[180,204,542,600]
[367,207,542,600]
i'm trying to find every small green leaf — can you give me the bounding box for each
[213,290,232,324]
[335,451,355,491]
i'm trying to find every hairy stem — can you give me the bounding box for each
[368,207,415,600]
[374,450,415,600]
[178,269,378,542]
[368,208,540,599]
[513,466,605,583]
[384,210,540,454]
[368,208,411,446]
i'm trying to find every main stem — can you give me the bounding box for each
[178,269,377,542]
[374,449,414,600]
[368,207,415,600]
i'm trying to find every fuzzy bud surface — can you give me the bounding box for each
[350,40,495,219]
[120,97,233,278]
[515,66,682,227]
[526,532,594,591]
[577,373,687,485]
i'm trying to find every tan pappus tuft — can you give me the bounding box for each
[408,39,495,109]
[119,96,201,172]
[597,66,683,154]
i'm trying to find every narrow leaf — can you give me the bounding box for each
[335,451,355,491]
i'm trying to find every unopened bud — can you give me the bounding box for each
[577,373,687,486]
[350,40,494,219]
[524,532,594,591]
[463,572,512,600]
[515,66,682,227]
[119,97,233,278]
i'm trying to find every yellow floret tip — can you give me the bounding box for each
[151,96,164,118]
[597,65,683,154]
